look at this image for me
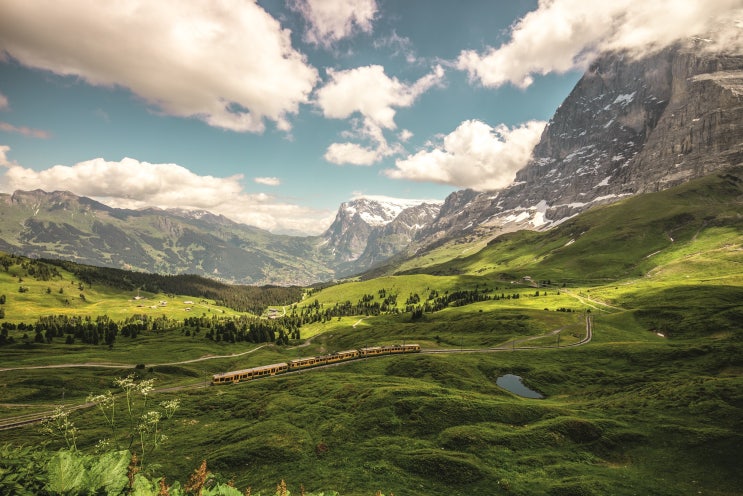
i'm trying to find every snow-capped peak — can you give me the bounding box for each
[344,195,442,227]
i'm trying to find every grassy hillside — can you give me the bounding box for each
[404,169,743,283]
[1,169,741,495]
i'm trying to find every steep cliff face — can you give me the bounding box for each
[616,49,743,192]
[419,40,743,247]
[342,202,441,276]
[321,198,441,274]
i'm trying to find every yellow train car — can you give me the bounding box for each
[359,344,420,356]
[326,349,360,363]
[288,356,321,370]
[212,344,420,386]
[212,362,288,385]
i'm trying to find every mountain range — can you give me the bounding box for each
[0,39,740,285]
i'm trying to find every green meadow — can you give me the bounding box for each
[1,170,742,495]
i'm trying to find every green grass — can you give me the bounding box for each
[1,169,742,494]
[4,338,740,495]
[0,260,242,323]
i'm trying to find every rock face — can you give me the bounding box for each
[348,202,442,275]
[418,40,743,247]
[321,198,441,276]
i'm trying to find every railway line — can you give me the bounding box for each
[0,315,592,431]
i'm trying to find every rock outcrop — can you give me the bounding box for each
[418,38,743,248]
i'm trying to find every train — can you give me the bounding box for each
[211,343,421,385]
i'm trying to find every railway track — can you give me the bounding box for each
[0,315,593,431]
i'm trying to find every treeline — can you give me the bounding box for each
[0,313,300,347]
[284,286,519,325]
[39,258,304,314]
[0,254,62,281]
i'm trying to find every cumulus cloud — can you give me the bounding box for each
[0,122,50,139]
[398,129,413,142]
[317,64,444,128]
[0,149,331,234]
[385,119,546,191]
[0,146,15,167]
[317,64,445,165]
[0,93,8,109]
[291,0,378,46]
[0,0,318,133]
[324,142,381,166]
[457,0,743,89]
[254,176,281,186]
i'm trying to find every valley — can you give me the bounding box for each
[0,14,741,494]
[0,169,741,495]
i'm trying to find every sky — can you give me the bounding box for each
[0,0,740,235]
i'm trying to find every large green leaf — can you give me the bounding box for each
[45,450,87,494]
[202,483,245,496]
[83,450,130,495]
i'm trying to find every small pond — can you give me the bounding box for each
[496,374,544,399]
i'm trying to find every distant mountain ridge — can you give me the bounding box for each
[321,198,441,276]
[1,40,740,285]
[0,189,439,284]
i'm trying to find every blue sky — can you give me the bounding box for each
[0,0,739,234]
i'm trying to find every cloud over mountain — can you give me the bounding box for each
[0,149,333,234]
[386,120,546,190]
[317,64,445,165]
[457,0,742,89]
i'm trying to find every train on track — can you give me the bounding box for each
[212,343,421,385]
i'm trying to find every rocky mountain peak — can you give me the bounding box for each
[321,197,442,268]
[418,39,743,248]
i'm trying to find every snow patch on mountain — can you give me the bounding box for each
[349,195,443,227]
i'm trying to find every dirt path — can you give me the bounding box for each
[560,288,622,312]
[0,345,268,373]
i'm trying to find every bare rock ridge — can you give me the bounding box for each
[320,198,442,277]
[417,41,743,248]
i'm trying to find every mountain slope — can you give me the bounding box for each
[0,191,440,285]
[0,189,333,285]
[404,167,743,286]
[322,199,442,277]
[416,40,743,248]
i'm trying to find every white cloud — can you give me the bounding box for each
[324,142,381,166]
[291,0,378,46]
[0,150,332,234]
[373,31,418,64]
[317,64,444,129]
[385,119,546,191]
[254,176,281,186]
[317,64,445,165]
[0,122,50,139]
[0,146,15,167]
[0,93,8,110]
[398,129,413,142]
[0,0,318,133]
[457,0,743,89]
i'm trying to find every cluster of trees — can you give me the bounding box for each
[0,312,302,347]
[1,315,119,346]
[0,254,62,281]
[281,286,525,326]
[182,315,300,345]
